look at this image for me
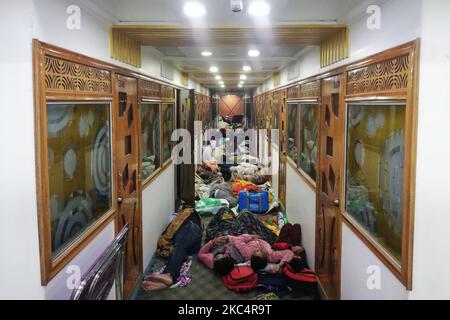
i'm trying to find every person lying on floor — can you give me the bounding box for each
[142,209,202,291]
[198,234,294,276]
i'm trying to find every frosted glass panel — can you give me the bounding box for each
[141,103,160,180]
[162,103,174,162]
[345,103,405,262]
[300,104,318,181]
[47,103,112,258]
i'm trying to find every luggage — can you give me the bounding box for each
[223,266,258,293]
[282,265,317,289]
[238,190,269,213]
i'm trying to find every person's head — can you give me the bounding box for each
[209,136,217,149]
[289,256,305,273]
[250,249,268,271]
[213,254,235,276]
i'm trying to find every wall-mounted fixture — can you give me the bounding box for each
[231,0,243,13]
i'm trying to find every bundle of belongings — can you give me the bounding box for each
[230,163,270,185]
[205,208,278,244]
[195,183,238,215]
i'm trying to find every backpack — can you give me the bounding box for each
[282,265,317,289]
[223,266,258,292]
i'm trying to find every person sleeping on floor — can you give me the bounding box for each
[142,208,202,292]
[198,234,297,276]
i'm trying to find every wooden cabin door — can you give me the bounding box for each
[278,91,287,208]
[175,89,195,208]
[115,74,142,299]
[315,75,345,300]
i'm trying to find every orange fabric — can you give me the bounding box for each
[231,181,261,195]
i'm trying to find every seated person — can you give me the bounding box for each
[142,211,202,291]
[198,234,294,276]
[202,137,220,173]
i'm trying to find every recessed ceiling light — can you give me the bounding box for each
[183,2,206,18]
[201,51,212,57]
[239,81,245,85]
[240,75,247,80]
[248,49,260,57]
[219,80,224,85]
[221,84,225,88]
[238,84,243,88]
[215,75,222,80]
[248,1,270,17]
[209,66,219,73]
[243,66,252,72]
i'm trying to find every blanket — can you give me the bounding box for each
[205,208,277,244]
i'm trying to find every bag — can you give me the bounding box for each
[223,266,258,292]
[282,265,317,289]
[238,190,269,213]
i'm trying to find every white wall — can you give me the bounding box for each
[45,222,115,300]
[286,165,316,270]
[409,0,450,300]
[0,0,45,300]
[341,224,408,300]
[141,166,175,269]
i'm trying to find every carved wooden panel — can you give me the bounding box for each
[161,85,175,99]
[139,79,161,98]
[346,54,410,96]
[287,85,300,100]
[44,56,111,93]
[299,81,320,99]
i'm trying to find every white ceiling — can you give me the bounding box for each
[155,45,304,88]
[88,0,365,25]
[84,0,372,90]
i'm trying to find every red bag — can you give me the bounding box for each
[223,266,258,292]
[282,265,317,286]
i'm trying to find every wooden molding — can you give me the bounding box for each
[320,27,349,67]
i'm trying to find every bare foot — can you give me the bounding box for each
[141,281,169,292]
[144,273,173,286]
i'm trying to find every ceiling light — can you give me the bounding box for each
[215,75,222,80]
[219,81,224,85]
[239,81,245,85]
[201,51,212,57]
[248,1,270,17]
[238,84,243,88]
[209,66,219,73]
[183,2,206,18]
[243,65,252,72]
[240,75,247,80]
[221,84,225,88]
[248,49,260,57]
